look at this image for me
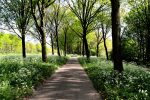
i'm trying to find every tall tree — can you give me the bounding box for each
[0,0,31,58]
[101,23,109,60]
[30,0,55,62]
[111,0,123,72]
[67,0,106,59]
[62,25,69,56]
[45,14,55,55]
[101,13,111,60]
[95,28,103,57]
[47,2,66,56]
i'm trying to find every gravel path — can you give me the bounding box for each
[28,57,101,100]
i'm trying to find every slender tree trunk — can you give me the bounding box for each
[82,39,85,56]
[21,30,26,58]
[111,0,123,72]
[50,33,54,55]
[96,43,99,57]
[64,32,67,56]
[103,38,109,60]
[56,26,60,56]
[101,24,109,60]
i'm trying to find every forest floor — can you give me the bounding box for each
[28,57,101,100]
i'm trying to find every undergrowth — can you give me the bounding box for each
[0,55,68,100]
[79,57,150,100]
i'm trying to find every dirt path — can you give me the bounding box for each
[28,57,101,100]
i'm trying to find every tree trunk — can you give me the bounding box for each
[64,32,67,56]
[82,39,85,56]
[78,41,81,55]
[96,43,99,57]
[21,30,26,58]
[30,0,47,62]
[80,41,82,55]
[83,29,90,59]
[56,26,60,56]
[101,24,109,60]
[50,33,54,55]
[111,0,123,72]
[103,38,109,60]
[41,30,47,62]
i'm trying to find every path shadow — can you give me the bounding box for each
[67,57,79,64]
[28,57,101,100]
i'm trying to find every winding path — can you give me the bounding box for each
[28,57,101,100]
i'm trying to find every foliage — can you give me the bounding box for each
[79,57,150,100]
[0,55,68,99]
[121,38,138,62]
[0,33,21,53]
[122,0,150,65]
[0,32,53,54]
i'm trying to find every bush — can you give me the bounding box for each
[79,57,150,100]
[0,55,68,99]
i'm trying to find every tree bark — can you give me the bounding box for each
[103,38,109,60]
[80,41,82,55]
[96,43,99,57]
[82,38,85,57]
[21,30,26,58]
[64,32,67,56]
[41,30,47,62]
[83,29,90,59]
[50,33,54,55]
[56,26,60,56]
[111,0,123,72]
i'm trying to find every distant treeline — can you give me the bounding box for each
[0,32,44,54]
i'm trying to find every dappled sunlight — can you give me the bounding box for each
[29,58,100,100]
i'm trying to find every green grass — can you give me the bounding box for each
[0,55,68,100]
[79,57,150,100]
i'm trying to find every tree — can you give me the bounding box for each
[123,7,145,63]
[53,3,65,56]
[101,13,111,60]
[45,17,55,55]
[0,0,31,58]
[61,10,72,56]
[145,0,150,62]
[62,25,69,56]
[67,0,106,59]
[111,0,123,72]
[95,28,103,57]
[30,0,55,62]
[122,0,150,65]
